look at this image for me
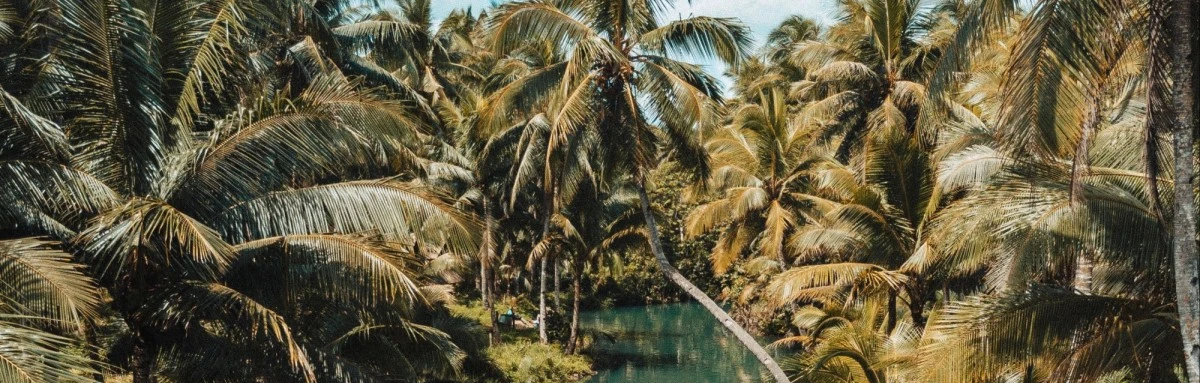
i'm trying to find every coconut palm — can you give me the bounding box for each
[929,1,1198,374]
[686,88,811,275]
[787,0,942,162]
[551,180,648,354]
[776,298,921,383]
[480,0,793,378]
[760,149,935,329]
[0,0,482,381]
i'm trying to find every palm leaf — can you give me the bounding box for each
[216,179,480,257]
[230,234,425,309]
[149,281,317,382]
[0,317,99,383]
[639,16,753,67]
[77,198,234,282]
[0,239,99,331]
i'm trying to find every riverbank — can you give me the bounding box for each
[451,300,775,383]
[449,301,594,383]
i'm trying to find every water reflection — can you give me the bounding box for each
[581,303,768,382]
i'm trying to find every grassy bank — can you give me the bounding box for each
[450,301,593,383]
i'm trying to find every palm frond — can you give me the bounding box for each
[217,179,479,257]
[231,234,425,308]
[0,317,99,383]
[766,262,907,308]
[0,86,68,161]
[0,161,120,236]
[0,239,99,331]
[77,198,234,282]
[149,282,317,382]
[639,16,753,68]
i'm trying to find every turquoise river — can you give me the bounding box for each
[580,302,771,382]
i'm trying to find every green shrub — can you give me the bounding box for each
[486,341,592,383]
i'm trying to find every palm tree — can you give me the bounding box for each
[926,0,1198,376]
[480,0,792,379]
[687,88,810,275]
[786,0,940,162]
[552,181,648,354]
[1,0,481,381]
[776,299,921,383]
[1168,0,1200,378]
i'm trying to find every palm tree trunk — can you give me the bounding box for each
[1073,250,1093,295]
[566,264,582,355]
[85,327,106,382]
[635,180,790,383]
[536,186,554,344]
[539,254,549,343]
[130,336,157,383]
[1070,85,1104,205]
[885,292,897,334]
[482,200,500,344]
[1172,0,1200,378]
[554,260,562,310]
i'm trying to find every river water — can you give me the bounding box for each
[580,303,769,382]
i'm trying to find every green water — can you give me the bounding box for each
[580,303,769,383]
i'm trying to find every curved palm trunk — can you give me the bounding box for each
[1172,0,1200,378]
[635,181,790,383]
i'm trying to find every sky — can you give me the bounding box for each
[430,0,838,38]
[430,0,840,87]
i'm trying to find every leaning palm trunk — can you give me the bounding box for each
[1172,0,1200,379]
[635,181,790,383]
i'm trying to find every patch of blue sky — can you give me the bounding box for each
[429,0,838,91]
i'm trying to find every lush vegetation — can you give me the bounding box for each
[1,0,1198,382]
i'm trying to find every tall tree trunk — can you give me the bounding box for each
[536,183,555,344]
[554,260,562,311]
[130,335,156,383]
[566,263,582,355]
[538,255,549,343]
[1070,84,1105,205]
[85,327,106,383]
[1172,0,1200,379]
[1073,250,1093,295]
[635,180,790,383]
[482,200,500,344]
[906,285,926,328]
[885,292,897,334]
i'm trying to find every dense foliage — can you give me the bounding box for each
[1,0,1198,382]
